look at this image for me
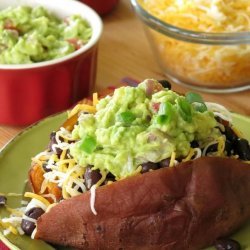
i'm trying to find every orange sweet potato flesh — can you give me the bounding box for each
[29,164,62,202]
[35,157,250,249]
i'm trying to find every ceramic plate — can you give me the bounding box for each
[0,112,250,250]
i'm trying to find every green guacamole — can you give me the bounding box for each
[70,79,221,179]
[0,6,92,64]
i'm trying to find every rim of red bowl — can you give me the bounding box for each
[0,0,103,70]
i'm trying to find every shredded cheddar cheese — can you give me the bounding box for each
[93,93,99,106]
[68,103,96,118]
[139,0,250,87]
[24,192,51,207]
[140,0,250,32]
[217,136,226,156]
[183,148,195,162]
[232,126,243,138]
[169,151,176,167]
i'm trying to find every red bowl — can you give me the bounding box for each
[0,0,103,126]
[80,0,119,15]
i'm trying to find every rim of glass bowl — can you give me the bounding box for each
[131,0,250,45]
[0,0,103,70]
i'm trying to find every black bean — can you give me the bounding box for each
[206,143,218,154]
[190,140,199,148]
[48,131,56,151]
[158,80,171,89]
[214,238,241,250]
[0,195,7,206]
[141,162,159,174]
[224,126,238,142]
[234,138,250,161]
[72,182,84,193]
[159,158,170,168]
[225,140,233,156]
[215,116,229,127]
[65,149,73,159]
[84,166,102,190]
[106,172,115,181]
[103,172,116,185]
[47,131,63,156]
[21,207,45,235]
[42,162,51,172]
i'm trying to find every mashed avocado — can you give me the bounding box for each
[70,79,221,179]
[0,6,92,64]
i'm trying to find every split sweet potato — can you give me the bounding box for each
[35,157,250,249]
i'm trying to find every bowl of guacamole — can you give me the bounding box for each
[0,6,93,64]
[0,0,102,126]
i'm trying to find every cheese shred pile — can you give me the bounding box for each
[139,0,250,87]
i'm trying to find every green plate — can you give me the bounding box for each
[0,112,249,250]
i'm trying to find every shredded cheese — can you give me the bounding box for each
[205,102,232,123]
[193,148,202,159]
[6,207,23,217]
[93,93,99,106]
[169,151,176,167]
[139,0,250,87]
[24,192,51,207]
[41,194,57,203]
[0,221,18,235]
[0,193,22,197]
[22,215,37,224]
[183,148,195,162]
[31,228,37,240]
[232,126,243,138]
[90,185,97,216]
[68,103,96,118]
[89,171,107,215]
[217,136,226,156]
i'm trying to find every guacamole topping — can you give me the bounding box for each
[70,79,221,179]
[0,6,92,64]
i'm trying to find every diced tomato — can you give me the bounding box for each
[63,18,70,25]
[145,79,164,97]
[152,102,160,112]
[67,38,82,50]
[4,20,19,33]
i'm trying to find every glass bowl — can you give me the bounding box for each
[131,0,250,93]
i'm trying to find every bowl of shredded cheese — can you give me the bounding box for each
[131,0,250,93]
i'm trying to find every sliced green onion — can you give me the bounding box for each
[177,98,192,122]
[80,136,97,154]
[118,111,136,124]
[185,92,207,112]
[186,92,204,104]
[192,102,207,113]
[157,102,173,125]
[156,115,168,125]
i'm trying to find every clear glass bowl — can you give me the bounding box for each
[131,0,250,93]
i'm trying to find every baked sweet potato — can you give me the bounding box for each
[35,157,250,249]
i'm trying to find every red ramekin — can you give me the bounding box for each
[80,0,119,16]
[0,0,103,126]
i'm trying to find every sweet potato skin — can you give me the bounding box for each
[35,157,250,249]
